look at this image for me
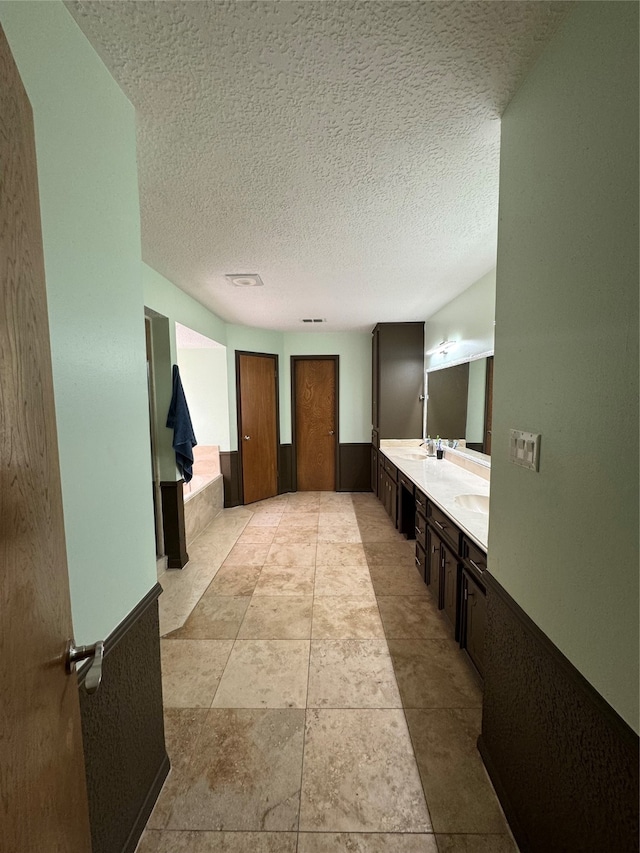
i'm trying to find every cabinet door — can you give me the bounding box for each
[378,460,385,508]
[371,446,378,495]
[372,329,379,429]
[415,543,426,582]
[377,323,424,439]
[442,543,458,634]
[428,532,442,608]
[463,572,487,677]
[389,478,398,528]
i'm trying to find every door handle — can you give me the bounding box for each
[328,430,335,435]
[243,435,251,440]
[66,639,104,695]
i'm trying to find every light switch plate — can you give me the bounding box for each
[509,429,541,471]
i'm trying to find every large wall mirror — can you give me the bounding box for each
[425,355,494,455]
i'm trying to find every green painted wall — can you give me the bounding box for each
[490,1,639,731]
[425,269,496,371]
[1,2,157,643]
[177,346,231,450]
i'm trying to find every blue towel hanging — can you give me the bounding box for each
[166,364,197,483]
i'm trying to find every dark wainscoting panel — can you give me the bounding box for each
[479,572,639,853]
[338,443,373,492]
[159,480,188,568]
[279,444,293,494]
[78,584,168,853]
[220,450,241,507]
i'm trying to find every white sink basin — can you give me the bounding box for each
[395,450,428,460]
[454,494,490,514]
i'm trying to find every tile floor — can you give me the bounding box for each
[138,492,517,853]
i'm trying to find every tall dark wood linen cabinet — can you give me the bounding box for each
[371,322,425,446]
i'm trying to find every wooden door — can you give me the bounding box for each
[294,357,337,491]
[0,26,92,852]
[484,355,494,455]
[237,352,278,504]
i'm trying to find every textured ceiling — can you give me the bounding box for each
[67,1,572,332]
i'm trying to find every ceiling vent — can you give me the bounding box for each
[225,274,264,287]
[301,318,326,323]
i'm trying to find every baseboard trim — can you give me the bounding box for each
[481,571,639,853]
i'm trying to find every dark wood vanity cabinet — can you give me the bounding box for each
[372,323,424,439]
[378,457,398,527]
[442,541,460,638]
[371,445,378,496]
[459,536,488,678]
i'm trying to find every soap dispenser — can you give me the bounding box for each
[424,435,436,457]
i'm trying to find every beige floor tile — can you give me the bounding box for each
[283,496,321,512]
[317,511,357,525]
[135,830,162,852]
[205,564,262,596]
[249,498,288,513]
[138,831,298,852]
[315,543,367,567]
[223,543,271,566]
[435,836,518,853]
[166,708,305,831]
[312,597,385,639]
[212,640,310,708]
[368,565,429,597]
[160,640,233,708]
[406,710,510,835]
[377,595,450,639]
[273,528,319,545]
[313,564,375,597]
[307,640,401,708]
[299,709,431,832]
[247,513,285,527]
[316,527,363,543]
[364,543,416,567]
[277,512,319,528]
[265,542,317,567]
[254,566,315,596]
[298,833,438,852]
[236,527,277,545]
[165,596,250,640]
[358,522,406,543]
[387,640,482,709]
[146,709,209,829]
[238,596,313,639]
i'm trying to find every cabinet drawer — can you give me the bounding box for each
[398,472,414,494]
[415,543,426,583]
[427,501,461,555]
[462,536,487,579]
[414,512,427,550]
[414,487,427,519]
[383,458,398,480]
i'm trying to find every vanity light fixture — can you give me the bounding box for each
[225,274,264,287]
[426,339,457,356]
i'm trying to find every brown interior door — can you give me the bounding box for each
[294,357,337,491]
[484,355,494,455]
[237,352,279,504]
[0,25,92,851]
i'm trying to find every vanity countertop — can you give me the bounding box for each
[379,444,490,551]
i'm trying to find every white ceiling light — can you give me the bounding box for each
[426,339,457,356]
[225,274,264,287]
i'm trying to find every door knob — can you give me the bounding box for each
[243,435,251,440]
[66,639,104,695]
[328,430,335,435]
